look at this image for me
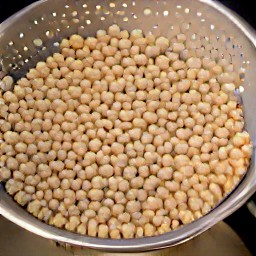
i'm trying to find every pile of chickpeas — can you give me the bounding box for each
[0,24,252,239]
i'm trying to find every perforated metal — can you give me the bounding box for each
[0,0,248,80]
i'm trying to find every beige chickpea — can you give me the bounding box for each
[14,191,31,206]
[47,176,60,189]
[3,131,20,145]
[209,183,223,201]
[174,141,189,155]
[6,157,18,170]
[183,117,195,129]
[134,54,148,66]
[188,135,204,148]
[112,204,125,218]
[186,57,202,69]
[167,70,179,82]
[128,128,141,141]
[155,55,170,70]
[120,223,135,239]
[143,112,158,124]
[15,152,28,164]
[241,144,253,158]
[98,164,114,178]
[1,75,14,91]
[0,120,11,132]
[143,34,154,46]
[144,223,156,237]
[75,223,86,235]
[179,210,194,225]
[0,25,252,239]
[0,167,11,182]
[172,60,186,71]
[229,148,244,159]
[172,42,185,53]
[197,69,210,82]
[68,34,84,49]
[232,133,245,147]
[215,127,230,139]
[5,179,24,195]
[84,37,97,50]
[158,90,171,102]
[107,24,120,37]
[145,46,160,58]
[97,224,108,238]
[109,229,120,239]
[118,38,131,50]
[97,206,111,224]
[161,154,173,167]
[176,79,190,92]
[130,177,143,189]
[87,189,103,201]
[87,219,98,237]
[176,128,192,141]
[133,37,147,52]
[134,78,147,90]
[197,102,211,114]
[155,36,169,52]
[128,29,142,42]
[126,200,141,214]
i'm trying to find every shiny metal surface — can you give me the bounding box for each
[0,216,251,256]
[0,0,256,252]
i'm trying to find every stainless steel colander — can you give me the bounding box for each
[0,0,256,252]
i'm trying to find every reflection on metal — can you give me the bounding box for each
[247,201,256,218]
[0,216,251,256]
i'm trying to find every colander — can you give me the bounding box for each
[0,0,256,252]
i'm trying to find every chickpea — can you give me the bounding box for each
[179,210,194,225]
[172,42,185,53]
[155,55,170,70]
[98,164,114,178]
[188,135,204,148]
[143,112,158,124]
[215,127,230,139]
[174,141,189,154]
[176,128,192,140]
[6,179,24,195]
[144,223,156,237]
[0,167,11,182]
[0,25,252,239]
[186,57,202,69]
[133,54,147,66]
[144,46,160,58]
[155,36,169,52]
[229,148,244,159]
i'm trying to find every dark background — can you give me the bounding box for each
[0,0,256,255]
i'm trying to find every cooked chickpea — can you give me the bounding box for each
[145,46,160,58]
[155,36,169,52]
[0,167,11,182]
[0,24,252,239]
[229,148,244,159]
[155,55,170,70]
[143,112,158,124]
[186,57,202,69]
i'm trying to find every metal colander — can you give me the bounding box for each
[0,0,256,252]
